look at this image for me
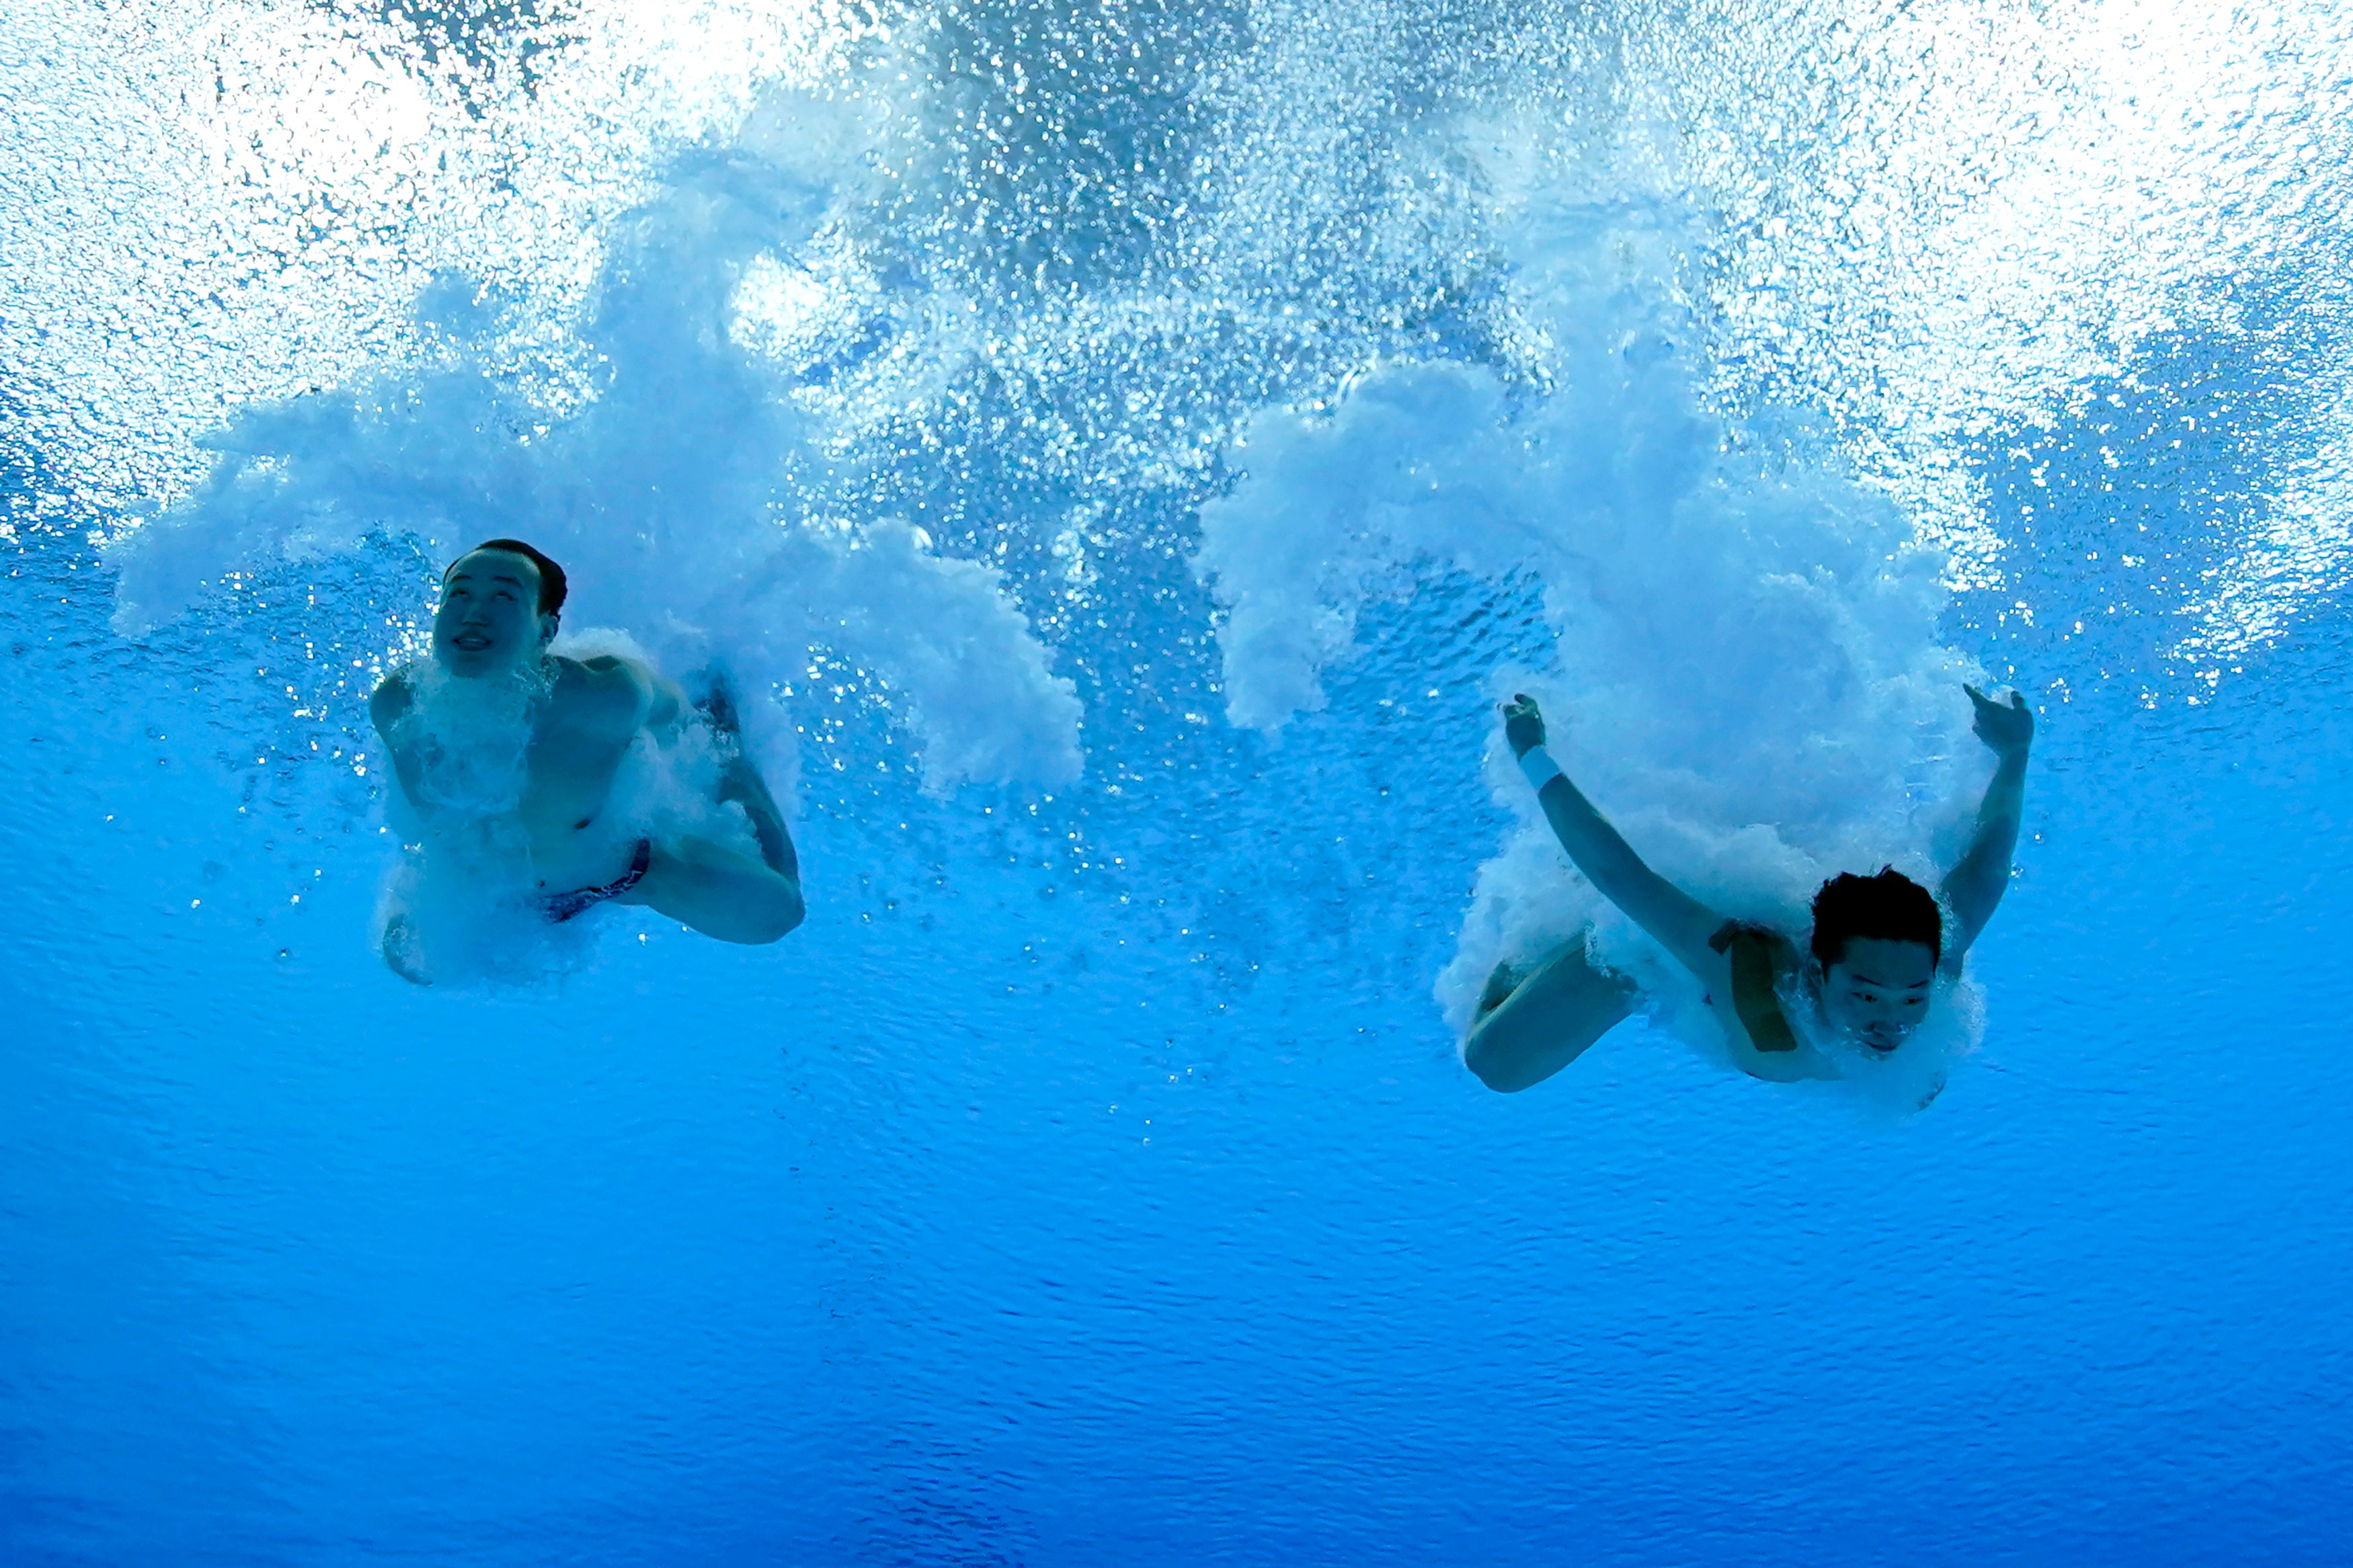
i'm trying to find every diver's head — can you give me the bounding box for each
[1809,867,1942,1053]
[434,540,567,677]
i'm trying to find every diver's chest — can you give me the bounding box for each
[520,728,631,821]
[1702,989,1764,1054]
[1702,982,1831,1079]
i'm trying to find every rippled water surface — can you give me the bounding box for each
[5,0,2352,1561]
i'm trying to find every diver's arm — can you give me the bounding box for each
[578,655,685,735]
[366,670,429,811]
[1503,695,1727,979]
[638,665,686,731]
[1940,684,2033,968]
[367,670,411,735]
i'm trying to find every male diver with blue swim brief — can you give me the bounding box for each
[369,539,803,981]
[1465,686,2032,1090]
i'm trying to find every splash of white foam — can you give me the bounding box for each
[392,657,551,817]
[3,0,871,515]
[1197,196,1990,1078]
[106,99,1083,796]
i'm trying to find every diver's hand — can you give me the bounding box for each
[1966,684,2034,759]
[1502,693,1547,759]
[381,915,432,987]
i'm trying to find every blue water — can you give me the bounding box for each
[6,1,2353,1562]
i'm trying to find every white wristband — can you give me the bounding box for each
[1517,746,1564,792]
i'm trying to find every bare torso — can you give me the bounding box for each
[1698,960,1839,1083]
[373,654,657,897]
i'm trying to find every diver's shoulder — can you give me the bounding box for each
[551,651,647,682]
[547,654,652,728]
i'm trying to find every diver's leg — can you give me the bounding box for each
[620,835,805,945]
[1462,938,1637,1093]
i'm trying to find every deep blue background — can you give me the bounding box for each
[7,0,2353,1559]
[4,509,2350,1563]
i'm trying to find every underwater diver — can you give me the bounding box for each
[1465,686,2033,1091]
[368,540,803,981]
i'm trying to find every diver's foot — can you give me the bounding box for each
[381,915,432,987]
[718,755,795,878]
[687,664,742,741]
[687,667,795,879]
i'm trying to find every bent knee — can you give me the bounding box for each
[741,880,805,944]
[772,888,806,940]
[1462,1031,1534,1094]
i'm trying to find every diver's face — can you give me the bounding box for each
[1819,937,1937,1052]
[434,550,552,677]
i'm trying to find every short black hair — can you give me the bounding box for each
[448,539,567,615]
[1810,866,1942,968]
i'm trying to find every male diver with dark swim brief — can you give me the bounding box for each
[369,539,803,981]
[1464,685,2033,1091]
[543,839,653,923]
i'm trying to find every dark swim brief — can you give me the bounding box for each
[545,839,653,923]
